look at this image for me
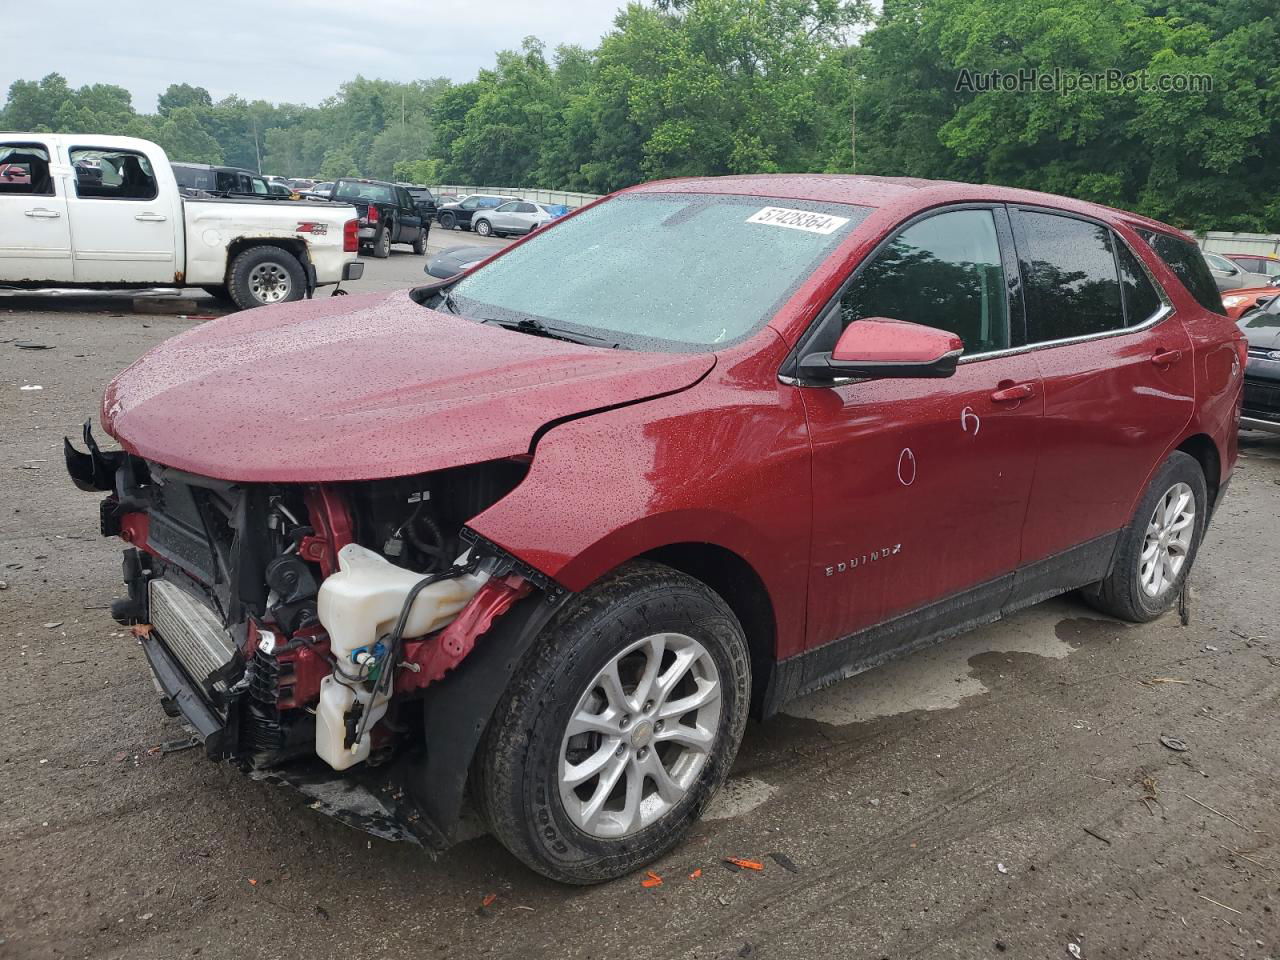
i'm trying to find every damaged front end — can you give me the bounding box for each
[65,423,563,847]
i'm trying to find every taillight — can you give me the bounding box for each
[366,205,379,224]
[343,218,358,253]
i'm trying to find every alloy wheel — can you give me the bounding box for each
[1139,481,1195,597]
[558,632,721,839]
[247,262,292,304]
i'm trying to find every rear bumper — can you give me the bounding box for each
[1241,414,1280,434]
[1241,371,1280,432]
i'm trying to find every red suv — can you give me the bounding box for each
[67,175,1245,883]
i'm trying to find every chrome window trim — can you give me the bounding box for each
[778,203,1177,385]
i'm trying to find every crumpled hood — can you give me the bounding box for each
[103,289,714,482]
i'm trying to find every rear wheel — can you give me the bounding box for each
[372,227,391,258]
[412,228,427,255]
[1081,451,1207,622]
[476,562,751,884]
[438,212,456,230]
[227,247,305,310]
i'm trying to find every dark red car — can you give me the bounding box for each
[67,175,1245,883]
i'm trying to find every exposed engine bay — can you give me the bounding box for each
[65,424,554,843]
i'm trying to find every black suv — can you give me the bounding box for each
[172,163,281,199]
[331,178,433,257]
[435,193,519,231]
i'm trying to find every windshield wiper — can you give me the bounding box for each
[478,315,618,348]
[436,290,459,314]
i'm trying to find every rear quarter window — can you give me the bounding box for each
[1136,229,1225,315]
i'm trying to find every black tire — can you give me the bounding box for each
[476,561,751,884]
[226,246,306,311]
[1081,451,1208,622]
[412,228,427,255]
[474,218,493,238]
[200,284,231,301]
[371,226,391,258]
[438,212,456,230]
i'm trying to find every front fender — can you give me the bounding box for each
[467,340,814,661]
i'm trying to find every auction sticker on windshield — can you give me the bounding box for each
[746,206,851,235]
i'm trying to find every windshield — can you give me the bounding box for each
[334,181,395,204]
[444,193,871,350]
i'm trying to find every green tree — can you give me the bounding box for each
[154,106,224,163]
[157,83,213,116]
[1,73,72,130]
[319,147,361,179]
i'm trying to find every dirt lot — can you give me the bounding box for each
[1,272,1278,960]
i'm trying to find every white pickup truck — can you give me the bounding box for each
[0,134,364,310]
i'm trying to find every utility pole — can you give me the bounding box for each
[251,112,262,172]
[850,94,857,173]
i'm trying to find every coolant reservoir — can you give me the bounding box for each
[315,544,490,770]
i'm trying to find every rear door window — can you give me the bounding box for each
[1013,211,1124,342]
[840,208,1010,355]
[1137,229,1225,315]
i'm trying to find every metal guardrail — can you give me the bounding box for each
[429,185,603,209]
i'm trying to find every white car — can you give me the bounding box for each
[0,135,363,309]
[471,200,560,238]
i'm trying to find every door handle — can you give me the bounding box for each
[990,382,1035,403]
[134,213,167,222]
[24,208,61,219]
[1151,348,1183,367]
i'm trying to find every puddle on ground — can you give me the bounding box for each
[784,598,1096,727]
[703,776,779,821]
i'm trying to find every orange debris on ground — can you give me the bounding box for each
[642,871,663,887]
[725,857,765,871]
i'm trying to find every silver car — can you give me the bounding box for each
[471,200,558,238]
[1204,251,1271,293]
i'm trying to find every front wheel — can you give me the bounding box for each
[476,562,751,884]
[474,218,493,237]
[1081,451,1207,622]
[227,247,305,310]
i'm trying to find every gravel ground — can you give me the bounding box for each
[1,272,1278,960]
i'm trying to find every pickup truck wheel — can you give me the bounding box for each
[372,227,391,259]
[476,561,750,884]
[227,247,305,309]
[438,212,456,230]
[412,228,427,255]
[1081,451,1207,622]
[474,218,493,237]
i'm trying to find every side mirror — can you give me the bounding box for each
[799,317,963,382]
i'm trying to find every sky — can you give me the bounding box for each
[0,0,627,113]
